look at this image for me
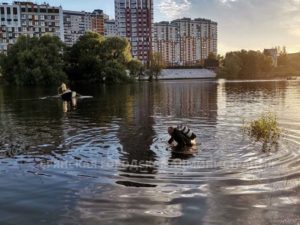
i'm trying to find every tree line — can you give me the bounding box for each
[0,32,165,86]
[217,48,300,79]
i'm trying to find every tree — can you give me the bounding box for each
[204,52,219,68]
[148,52,165,81]
[101,36,132,64]
[65,32,133,84]
[103,61,129,83]
[278,46,288,66]
[217,52,241,79]
[217,50,274,79]
[0,35,67,86]
[127,59,143,80]
[65,32,105,83]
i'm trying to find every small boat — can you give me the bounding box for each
[60,90,77,101]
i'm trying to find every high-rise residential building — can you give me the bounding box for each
[63,10,87,46]
[63,9,105,46]
[153,18,218,66]
[104,19,117,37]
[115,0,153,64]
[0,1,64,53]
[90,9,104,35]
[152,21,180,66]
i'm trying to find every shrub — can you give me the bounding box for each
[243,112,282,152]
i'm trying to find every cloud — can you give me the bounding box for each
[157,0,191,20]
[219,0,237,4]
[154,0,300,53]
[184,0,300,53]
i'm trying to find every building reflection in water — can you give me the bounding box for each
[116,83,158,187]
[152,80,218,120]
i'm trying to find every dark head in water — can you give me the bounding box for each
[168,127,174,135]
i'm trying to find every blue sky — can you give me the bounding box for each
[5,0,300,54]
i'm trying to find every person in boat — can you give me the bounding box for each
[58,82,68,94]
[168,125,197,149]
[57,82,76,102]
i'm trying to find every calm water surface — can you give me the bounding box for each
[0,80,300,225]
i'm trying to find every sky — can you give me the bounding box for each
[5,0,300,55]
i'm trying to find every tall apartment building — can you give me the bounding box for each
[90,9,104,35]
[63,9,105,46]
[0,1,64,53]
[115,0,153,64]
[153,18,218,66]
[104,19,117,37]
[63,10,87,46]
[152,21,180,66]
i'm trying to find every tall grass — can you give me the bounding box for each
[243,112,283,152]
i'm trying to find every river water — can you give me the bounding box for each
[0,80,300,225]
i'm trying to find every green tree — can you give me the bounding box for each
[148,52,165,81]
[101,36,132,64]
[103,61,130,83]
[65,32,105,83]
[217,52,241,79]
[127,59,143,80]
[0,35,67,86]
[217,50,274,79]
[278,46,288,66]
[66,32,133,84]
[204,52,220,68]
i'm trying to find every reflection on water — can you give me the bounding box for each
[63,98,77,113]
[0,80,300,225]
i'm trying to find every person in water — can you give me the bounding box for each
[168,126,197,149]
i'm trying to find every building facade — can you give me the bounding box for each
[115,0,153,64]
[152,21,179,66]
[0,1,64,53]
[153,18,218,66]
[104,19,117,37]
[90,10,104,35]
[63,9,105,46]
[63,10,87,46]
